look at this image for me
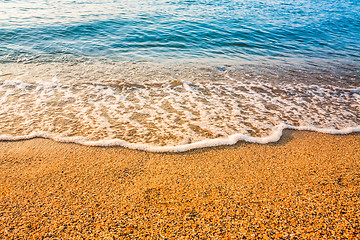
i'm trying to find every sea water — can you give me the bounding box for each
[0,0,359,152]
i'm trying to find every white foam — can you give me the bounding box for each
[0,124,359,152]
[0,62,359,152]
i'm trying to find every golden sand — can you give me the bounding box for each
[0,131,359,239]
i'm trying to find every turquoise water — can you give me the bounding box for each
[0,0,359,151]
[1,0,360,65]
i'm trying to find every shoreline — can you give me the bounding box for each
[1,125,359,152]
[1,130,359,238]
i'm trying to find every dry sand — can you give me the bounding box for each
[0,130,359,239]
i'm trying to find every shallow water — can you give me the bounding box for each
[1,0,360,64]
[0,0,359,151]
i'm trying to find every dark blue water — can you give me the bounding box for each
[1,0,360,66]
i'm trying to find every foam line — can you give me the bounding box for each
[1,124,359,153]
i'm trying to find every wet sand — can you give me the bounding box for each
[0,130,359,238]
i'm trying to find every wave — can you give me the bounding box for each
[0,61,359,152]
[1,124,359,152]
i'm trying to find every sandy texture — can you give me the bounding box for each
[0,131,359,239]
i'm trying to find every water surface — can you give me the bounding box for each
[0,0,359,151]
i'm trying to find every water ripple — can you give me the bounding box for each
[0,0,359,65]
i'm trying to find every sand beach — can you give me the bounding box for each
[0,130,359,238]
[1,0,360,238]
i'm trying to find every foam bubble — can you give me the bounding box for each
[0,62,359,152]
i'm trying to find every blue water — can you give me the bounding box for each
[0,0,359,151]
[1,0,360,66]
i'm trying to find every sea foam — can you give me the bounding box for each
[0,62,359,152]
[0,124,359,152]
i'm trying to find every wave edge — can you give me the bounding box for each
[1,124,359,153]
